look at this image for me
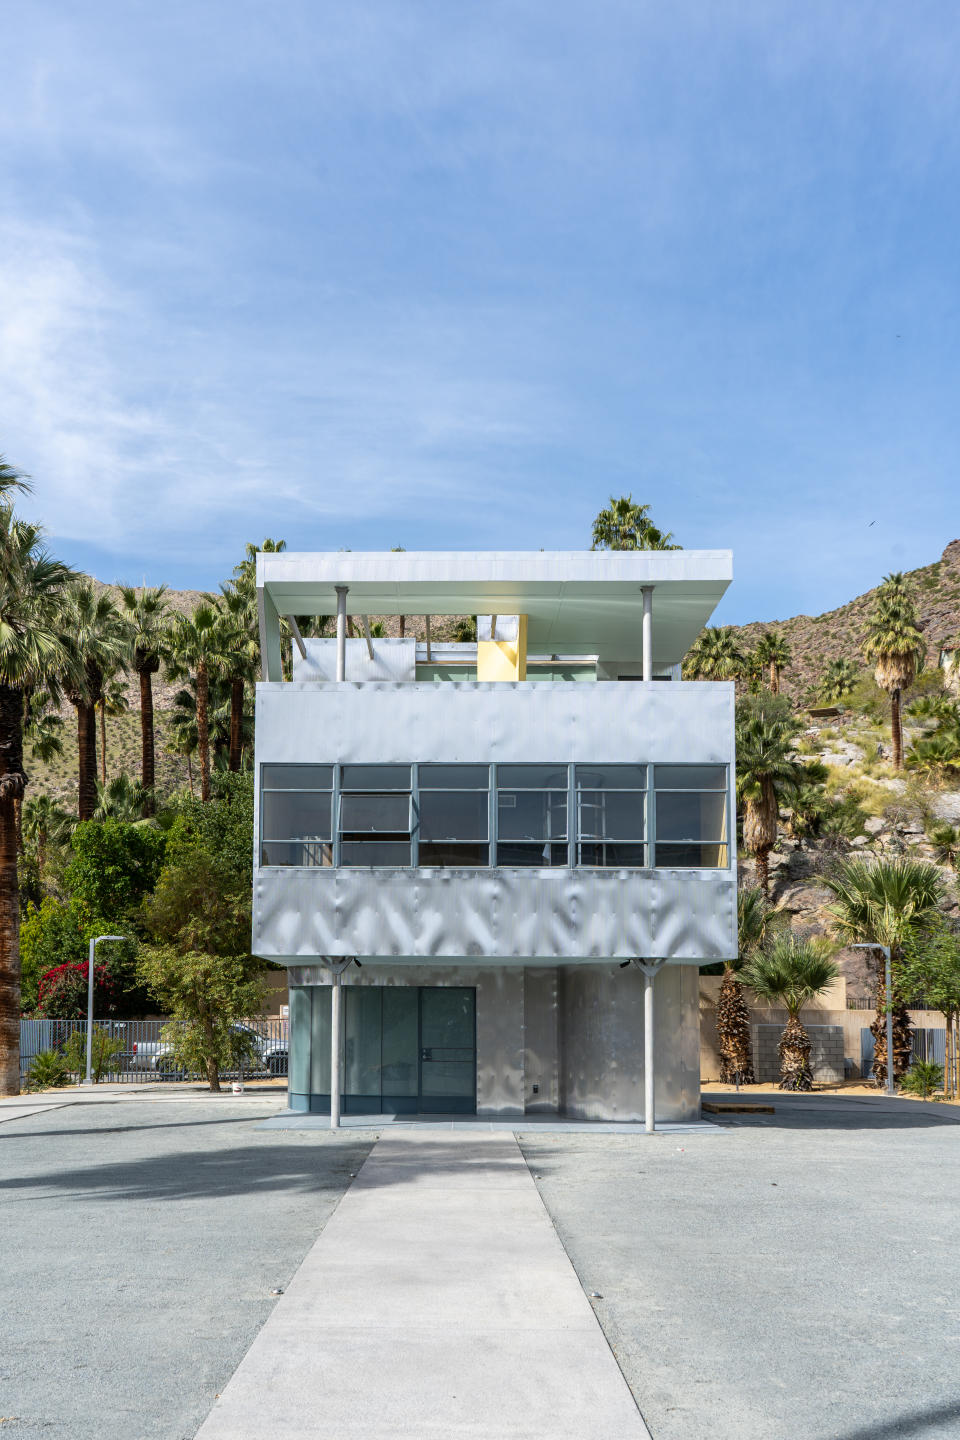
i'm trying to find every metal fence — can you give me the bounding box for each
[860,1026,946,1078]
[19,1017,289,1086]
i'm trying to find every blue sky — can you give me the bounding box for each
[1,1,958,623]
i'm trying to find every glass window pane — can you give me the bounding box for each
[577,791,645,840]
[419,842,489,867]
[656,791,727,843]
[261,791,332,841]
[261,840,332,867]
[575,765,647,790]
[495,841,568,867]
[656,842,728,868]
[341,840,411,866]
[497,764,568,788]
[497,791,567,841]
[340,793,410,832]
[382,989,418,1096]
[341,764,411,790]
[654,764,727,790]
[419,765,489,789]
[419,791,488,841]
[344,988,382,1097]
[261,764,333,790]
[579,842,647,867]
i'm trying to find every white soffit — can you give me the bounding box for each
[259,550,732,663]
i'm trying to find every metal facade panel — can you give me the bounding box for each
[523,969,560,1113]
[558,963,699,1123]
[291,638,416,683]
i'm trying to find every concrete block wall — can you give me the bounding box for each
[752,1024,845,1085]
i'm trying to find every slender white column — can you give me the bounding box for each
[335,586,348,682]
[330,971,342,1129]
[637,959,664,1132]
[641,586,654,682]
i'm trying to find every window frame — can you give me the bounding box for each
[493,763,570,868]
[652,763,730,869]
[575,764,648,869]
[259,763,334,869]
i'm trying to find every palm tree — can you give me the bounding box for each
[98,671,129,787]
[862,574,925,769]
[168,707,198,798]
[717,889,785,1084]
[741,936,839,1090]
[21,793,71,874]
[60,582,129,821]
[119,585,171,812]
[684,626,746,680]
[753,631,792,694]
[0,465,78,1096]
[167,602,231,801]
[216,585,259,772]
[817,658,859,704]
[822,857,944,1085]
[735,709,807,892]
[94,773,149,822]
[591,496,680,551]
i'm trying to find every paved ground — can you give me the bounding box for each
[196,1129,649,1439]
[520,1094,960,1440]
[0,1096,373,1440]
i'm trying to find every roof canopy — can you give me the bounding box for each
[258,550,732,664]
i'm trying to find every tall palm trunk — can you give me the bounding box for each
[717,967,755,1083]
[744,779,777,895]
[0,682,25,1095]
[870,961,913,1085]
[229,675,244,772]
[139,665,156,815]
[197,662,211,802]
[891,688,903,769]
[186,752,194,799]
[76,702,98,821]
[778,1012,813,1090]
[99,700,107,786]
[769,662,779,694]
[399,615,405,639]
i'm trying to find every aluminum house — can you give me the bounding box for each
[253,549,737,1127]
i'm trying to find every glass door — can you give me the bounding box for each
[418,987,476,1113]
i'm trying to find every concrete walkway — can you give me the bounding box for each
[194,1130,651,1439]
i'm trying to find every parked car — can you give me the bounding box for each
[128,1024,288,1077]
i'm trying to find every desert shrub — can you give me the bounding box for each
[26,1050,71,1090]
[61,1028,126,1081]
[36,962,117,1019]
[899,1059,943,1100]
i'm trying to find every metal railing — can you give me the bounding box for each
[19,1017,289,1086]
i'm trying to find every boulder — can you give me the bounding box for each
[863,816,886,835]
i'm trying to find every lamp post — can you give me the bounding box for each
[851,943,895,1096]
[84,936,126,1086]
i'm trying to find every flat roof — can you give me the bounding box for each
[258,550,732,663]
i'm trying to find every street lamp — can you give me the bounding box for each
[84,936,126,1086]
[851,943,895,1097]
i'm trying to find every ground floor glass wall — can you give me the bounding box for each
[289,984,477,1115]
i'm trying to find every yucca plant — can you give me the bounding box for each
[741,936,839,1091]
[25,1048,71,1091]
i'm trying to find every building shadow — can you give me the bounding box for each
[828,1398,960,1440]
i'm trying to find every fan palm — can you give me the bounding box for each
[216,585,259,772]
[735,710,807,892]
[167,602,232,801]
[716,889,786,1084]
[684,627,746,681]
[741,936,839,1090]
[753,631,792,694]
[21,793,71,873]
[60,582,130,820]
[817,658,859,704]
[0,465,78,1095]
[591,496,680,551]
[93,772,149,822]
[119,585,171,812]
[822,857,944,1084]
[862,575,925,769]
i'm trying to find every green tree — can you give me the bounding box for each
[735,707,807,893]
[684,627,746,681]
[816,658,860,704]
[139,834,262,1091]
[119,585,171,812]
[0,464,78,1094]
[60,581,130,820]
[716,888,785,1084]
[741,936,839,1090]
[67,817,167,924]
[862,574,925,769]
[19,896,87,1012]
[21,794,70,876]
[93,773,151,823]
[822,857,944,1084]
[899,920,960,1101]
[591,495,680,551]
[167,601,232,802]
[215,585,258,772]
[753,631,792,695]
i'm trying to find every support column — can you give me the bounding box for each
[335,586,348,682]
[637,960,665,1132]
[327,958,354,1129]
[641,586,654,683]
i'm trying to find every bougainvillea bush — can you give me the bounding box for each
[36,963,118,1019]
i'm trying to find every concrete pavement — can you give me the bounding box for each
[194,1129,651,1440]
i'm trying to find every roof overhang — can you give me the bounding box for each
[258,550,732,664]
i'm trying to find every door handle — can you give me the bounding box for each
[420,1048,432,1061]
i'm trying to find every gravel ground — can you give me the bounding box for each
[520,1094,960,1440]
[0,1099,373,1440]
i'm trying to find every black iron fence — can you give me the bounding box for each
[19,1017,289,1086]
